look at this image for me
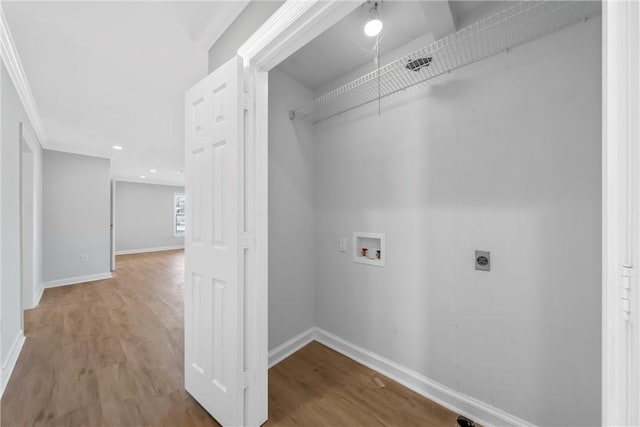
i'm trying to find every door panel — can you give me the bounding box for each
[184,56,244,427]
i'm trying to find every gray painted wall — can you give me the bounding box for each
[268,69,316,350]
[115,181,184,253]
[1,61,42,368]
[208,1,284,73]
[311,18,601,426]
[43,150,110,282]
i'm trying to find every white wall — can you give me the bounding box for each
[208,1,283,73]
[114,181,184,254]
[1,64,22,366]
[43,150,110,284]
[311,17,601,426]
[1,60,42,388]
[268,69,316,349]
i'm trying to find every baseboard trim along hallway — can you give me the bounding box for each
[0,331,25,398]
[268,327,535,427]
[114,246,184,255]
[41,272,112,290]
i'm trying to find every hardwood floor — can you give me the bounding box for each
[269,342,458,426]
[2,250,458,427]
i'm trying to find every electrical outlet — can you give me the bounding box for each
[338,238,347,253]
[80,254,89,264]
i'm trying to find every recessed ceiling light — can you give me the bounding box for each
[140,175,146,179]
[112,145,123,150]
[150,169,157,173]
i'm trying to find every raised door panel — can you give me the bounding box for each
[184,56,244,427]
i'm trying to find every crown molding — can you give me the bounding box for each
[193,0,251,51]
[0,7,47,148]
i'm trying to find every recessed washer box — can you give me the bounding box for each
[353,232,385,267]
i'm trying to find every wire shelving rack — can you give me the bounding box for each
[290,0,601,123]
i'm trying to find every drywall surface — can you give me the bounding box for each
[312,17,602,426]
[208,1,284,72]
[43,150,110,282]
[268,69,316,350]
[115,181,184,253]
[1,63,24,364]
[1,61,43,368]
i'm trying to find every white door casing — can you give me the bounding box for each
[184,56,245,427]
[237,2,363,424]
[603,1,640,425]
[110,180,115,272]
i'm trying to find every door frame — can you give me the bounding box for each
[602,1,640,425]
[238,0,638,425]
[19,123,41,310]
[110,180,116,271]
[237,1,363,424]
[19,122,32,314]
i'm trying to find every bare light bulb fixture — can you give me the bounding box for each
[364,2,382,37]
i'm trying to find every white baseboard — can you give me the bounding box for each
[268,327,316,368]
[1,331,25,398]
[268,327,533,427]
[42,272,112,289]
[33,284,44,306]
[115,245,184,255]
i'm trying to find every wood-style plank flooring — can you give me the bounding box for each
[1,250,458,426]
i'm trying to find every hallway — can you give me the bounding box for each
[1,250,456,426]
[1,250,212,426]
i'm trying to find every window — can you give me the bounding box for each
[174,192,185,236]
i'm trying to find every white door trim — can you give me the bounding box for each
[110,180,116,271]
[602,1,640,425]
[237,1,363,424]
[19,124,41,310]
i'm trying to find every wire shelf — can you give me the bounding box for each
[290,0,601,123]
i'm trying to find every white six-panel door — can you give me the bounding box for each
[184,56,245,427]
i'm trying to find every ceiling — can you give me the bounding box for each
[3,1,506,185]
[3,1,224,185]
[277,0,506,92]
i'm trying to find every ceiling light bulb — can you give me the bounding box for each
[140,175,146,179]
[150,169,157,173]
[364,18,382,37]
[112,145,123,150]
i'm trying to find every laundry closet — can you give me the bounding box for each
[266,1,602,426]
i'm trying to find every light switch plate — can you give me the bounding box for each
[475,250,490,271]
[338,238,347,253]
